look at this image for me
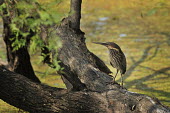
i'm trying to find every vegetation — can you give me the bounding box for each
[0,0,170,112]
[82,0,170,107]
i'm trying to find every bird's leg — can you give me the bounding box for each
[106,70,120,85]
[113,69,119,82]
[120,74,123,88]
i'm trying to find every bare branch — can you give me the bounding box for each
[0,66,169,113]
[69,0,82,30]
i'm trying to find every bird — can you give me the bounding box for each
[93,42,126,87]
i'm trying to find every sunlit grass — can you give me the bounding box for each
[0,101,20,113]
[85,5,170,105]
[88,36,170,106]
[0,0,170,112]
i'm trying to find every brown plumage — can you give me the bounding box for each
[93,42,126,87]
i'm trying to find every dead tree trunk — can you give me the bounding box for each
[0,0,170,112]
[0,66,169,113]
[57,0,111,91]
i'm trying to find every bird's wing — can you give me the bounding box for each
[109,49,126,74]
[120,52,126,74]
[110,61,114,67]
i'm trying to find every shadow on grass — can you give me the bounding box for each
[116,40,170,105]
[126,67,170,93]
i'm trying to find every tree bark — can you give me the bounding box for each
[0,0,170,113]
[58,0,111,91]
[0,0,4,5]
[1,0,40,83]
[0,66,169,113]
[69,0,82,30]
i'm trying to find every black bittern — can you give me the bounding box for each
[93,42,126,87]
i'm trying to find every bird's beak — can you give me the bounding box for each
[92,42,108,46]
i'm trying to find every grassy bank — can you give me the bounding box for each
[0,0,170,112]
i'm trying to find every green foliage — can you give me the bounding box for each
[147,8,157,16]
[29,35,44,53]
[147,1,169,16]
[1,0,64,71]
[11,37,27,51]
[0,2,6,11]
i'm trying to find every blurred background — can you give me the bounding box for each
[0,0,170,112]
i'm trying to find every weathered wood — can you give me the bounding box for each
[0,66,114,113]
[57,24,113,91]
[57,0,112,91]
[0,0,170,112]
[0,66,169,113]
[0,0,4,5]
[69,0,82,29]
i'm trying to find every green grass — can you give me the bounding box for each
[87,36,170,107]
[85,21,170,108]
[0,0,170,112]
[82,0,170,107]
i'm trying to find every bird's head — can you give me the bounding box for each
[93,42,121,51]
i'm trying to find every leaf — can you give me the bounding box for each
[147,8,157,16]
[10,23,20,32]
[39,11,50,21]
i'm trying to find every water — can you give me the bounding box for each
[99,17,109,21]
[1,0,170,109]
[82,4,170,107]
